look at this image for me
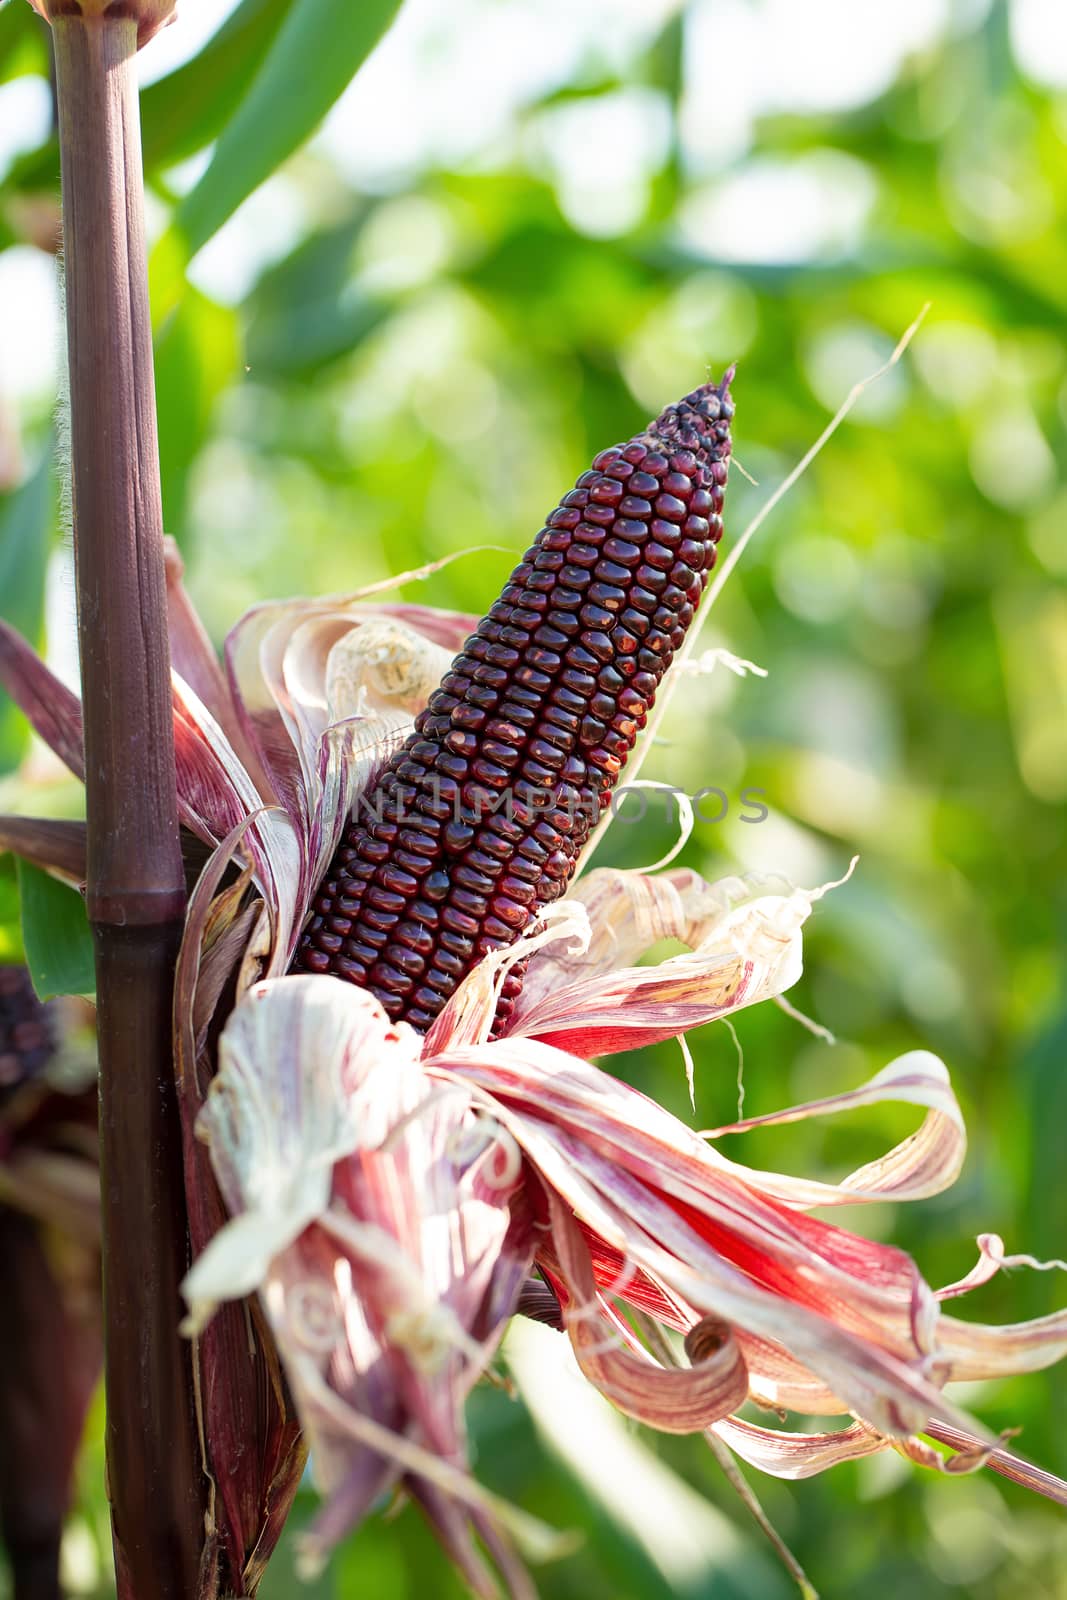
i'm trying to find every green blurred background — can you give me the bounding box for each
[1,0,1065,1594]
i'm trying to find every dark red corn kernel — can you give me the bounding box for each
[300,947,332,974]
[347,936,387,966]
[533,624,570,652]
[395,921,436,956]
[602,729,634,759]
[594,558,633,588]
[478,741,521,771]
[547,506,581,530]
[543,712,581,745]
[644,541,675,572]
[453,862,497,897]
[650,519,682,548]
[587,580,626,610]
[471,665,506,692]
[562,636,596,665]
[588,749,623,779]
[603,535,642,564]
[502,684,543,709]
[375,960,418,994]
[618,606,651,639]
[567,543,600,568]
[471,757,512,787]
[514,665,553,694]
[581,599,615,631]
[579,631,615,664]
[506,858,542,887]
[375,864,415,902]
[619,494,652,518]
[558,668,596,697]
[451,887,490,919]
[661,471,691,497]
[523,759,558,786]
[677,537,708,567]
[294,372,734,1029]
[435,949,474,980]
[335,956,369,984]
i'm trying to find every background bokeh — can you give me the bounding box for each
[1,0,1065,1595]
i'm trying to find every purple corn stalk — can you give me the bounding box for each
[295,373,734,1030]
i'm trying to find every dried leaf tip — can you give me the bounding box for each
[26,0,178,49]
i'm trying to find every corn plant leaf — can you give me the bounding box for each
[140,0,293,173]
[243,208,385,376]
[176,0,403,257]
[0,1,46,86]
[0,448,54,775]
[17,858,95,1000]
[154,288,240,541]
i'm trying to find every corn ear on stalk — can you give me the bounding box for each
[295,373,735,1030]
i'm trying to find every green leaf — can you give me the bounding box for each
[154,288,240,541]
[0,447,55,776]
[17,859,95,1000]
[177,0,403,257]
[0,859,24,964]
[4,135,59,200]
[244,208,384,375]
[140,0,294,173]
[0,1,47,87]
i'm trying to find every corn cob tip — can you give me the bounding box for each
[647,368,735,461]
[0,964,55,1098]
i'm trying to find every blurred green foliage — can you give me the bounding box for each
[0,0,1065,1596]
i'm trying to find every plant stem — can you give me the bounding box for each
[50,14,203,1596]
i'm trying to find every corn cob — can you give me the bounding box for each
[0,965,55,1101]
[295,372,734,1031]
